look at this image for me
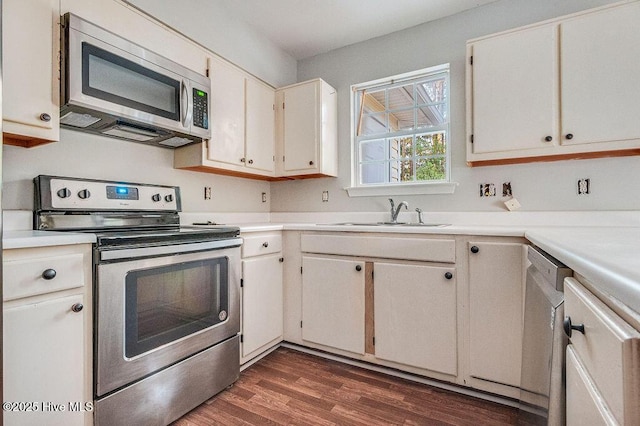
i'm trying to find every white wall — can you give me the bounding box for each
[271,0,640,213]
[3,130,270,214]
[125,0,297,88]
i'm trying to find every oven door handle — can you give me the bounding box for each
[100,237,242,261]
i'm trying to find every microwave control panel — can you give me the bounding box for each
[192,88,209,129]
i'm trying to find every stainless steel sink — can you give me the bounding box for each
[326,222,449,227]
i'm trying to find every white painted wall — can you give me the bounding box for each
[2,129,270,214]
[125,0,297,88]
[272,0,640,213]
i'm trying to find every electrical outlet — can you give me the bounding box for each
[261,192,267,203]
[322,191,329,202]
[204,187,212,200]
[479,183,496,197]
[502,182,512,197]
[577,178,590,195]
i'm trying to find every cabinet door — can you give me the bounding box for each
[560,2,640,146]
[282,82,319,174]
[301,255,365,354]
[245,79,275,173]
[3,0,59,144]
[566,345,617,426]
[207,59,245,166]
[470,24,558,154]
[468,242,525,387]
[241,255,283,359]
[3,294,85,426]
[374,262,457,375]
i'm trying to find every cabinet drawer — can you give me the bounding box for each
[242,233,282,258]
[564,278,640,424]
[566,345,617,426]
[4,253,85,301]
[301,234,455,263]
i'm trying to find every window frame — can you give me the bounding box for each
[347,64,456,197]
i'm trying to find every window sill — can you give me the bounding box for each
[344,182,458,197]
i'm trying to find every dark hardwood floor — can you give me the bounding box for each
[172,347,519,425]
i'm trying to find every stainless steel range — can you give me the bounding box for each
[34,175,242,426]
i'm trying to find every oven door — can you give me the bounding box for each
[95,245,240,397]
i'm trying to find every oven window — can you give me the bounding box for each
[124,257,229,358]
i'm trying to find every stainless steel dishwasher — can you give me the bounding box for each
[518,246,572,426]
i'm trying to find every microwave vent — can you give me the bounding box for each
[159,137,193,147]
[60,111,102,128]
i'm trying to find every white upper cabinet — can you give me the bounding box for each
[175,57,276,178]
[207,58,246,169]
[560,2,640,146]
[469,24,558,155]
[2,0,60,147]
[276,79,338,178]
[245,78,276,173]
[467,1,640,165]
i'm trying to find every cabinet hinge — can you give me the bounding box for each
[240,334,243,343]
[373,337,375,346]
[470,134,474,144]
[300,321,303,328]
[240,278,243,288]
[470,56,473,65]
[283,102,285,109]
[273,155,276,162]
[206,68,210,77]
[300,266,303,274]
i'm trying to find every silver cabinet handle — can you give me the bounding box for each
[262,242,269,248]
[42,269,57,280]
[71,303,84,313]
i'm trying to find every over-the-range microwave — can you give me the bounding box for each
[60,13,211,148]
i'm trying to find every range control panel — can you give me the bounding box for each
[36,176,180,211]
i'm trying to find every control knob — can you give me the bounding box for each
[164,194,174,202]
[151,194,161,202]
[78,189,91,199]
[56,188,71,198]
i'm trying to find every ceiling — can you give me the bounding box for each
[218,0,498,60]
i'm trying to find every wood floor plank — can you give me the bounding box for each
[173,347,519,425]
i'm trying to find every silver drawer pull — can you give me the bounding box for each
[42,269,57,280]
[262,242,269,248]
[71,303,84,313]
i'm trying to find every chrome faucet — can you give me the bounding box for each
[415,208,425,224]
[389,198,408,223]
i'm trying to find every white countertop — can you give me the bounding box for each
[3,230,96,250]
[526,227,640,316]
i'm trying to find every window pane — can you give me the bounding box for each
[416,132,446,156]
[416,157,446,181]
[362,90,385,113]
[390,109,414,131]
[360,139,386,161]
[399,160,414,182]
[391,137,413,159]
[417,104,447,128]
[360,112,387,135]
[417,78,447,105]
[387,84,414,111]
[360,162,387,184]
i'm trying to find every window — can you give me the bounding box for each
[351,65,451,194]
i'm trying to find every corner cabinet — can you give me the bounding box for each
[466,1,640,166]
[174,58,276,180]
[2,0,60,147]
[3,244,93,426]
[276,79,338,178]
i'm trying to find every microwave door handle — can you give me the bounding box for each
[180,80,191,127]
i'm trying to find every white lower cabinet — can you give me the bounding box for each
[240,233,283,364]
[301,255,365,355]
[564,277,640,425]
[466,241,526,394]
[373,262,457,375]
[3,244,93,426]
